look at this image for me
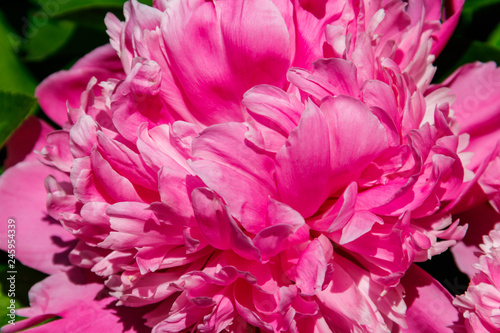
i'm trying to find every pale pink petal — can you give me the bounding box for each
[96,131,157,191]
[39,130,73,172]
[99,202,185,250]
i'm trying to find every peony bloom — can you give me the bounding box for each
[1,0,498,332]
[454,223,500,332]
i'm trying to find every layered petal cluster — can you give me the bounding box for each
[454,224,500,332]
[435,62,500,213]
[0,0,486,332]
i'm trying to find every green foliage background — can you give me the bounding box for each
[0,0,499,328]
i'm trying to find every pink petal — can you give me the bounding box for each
[430,0,464,56]
[451,203,500,279]
[292,0,345,70]
[111,58,175,142]
[89,148,143,203]
[309,181,358,233]
[243,84,302,136]
[160,0,291,125]
[440,62,500,171]
[321,95,388,192]
[6,268,149,332]
[36,44,125,126]
[190,123,276,233]
[4,117,53,168]
[339,210,383,245]
[287,58,360,101]
[275,100,331,218]
[315,259,380,331]
[295,239,328,296]
[191,188,261,261]
[0,160,74,274]
[401,264,463,332]
[99,202,185,250]
[39,130,73,172]
[96,131,157,191]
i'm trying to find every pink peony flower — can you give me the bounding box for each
[2,0,496,332]
[454,223,500,332]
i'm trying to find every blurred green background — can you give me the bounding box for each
[0,0,499,327]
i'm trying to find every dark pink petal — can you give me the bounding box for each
[136,124,190,175]
[309,181,358,233]
[401,264,463,332]
[339,210,383,245]
[430,0,464,56]
[156,167,199,224]
[4,117,53,168]
[361,80,401,134]
[252,224,299,260]
[451,203,500,279]
[479,154,500,212]
[36,44,125,126]
[315,259,380,331]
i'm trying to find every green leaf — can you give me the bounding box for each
[462,0,500,12]
[31,0,151,29]
[23,19,76,62]
[456,40,500,65]
[487,22,500,47]
[435,40,500,82]
[0,11,37,94]
[32,0,126,17]
[0,91,38,148]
